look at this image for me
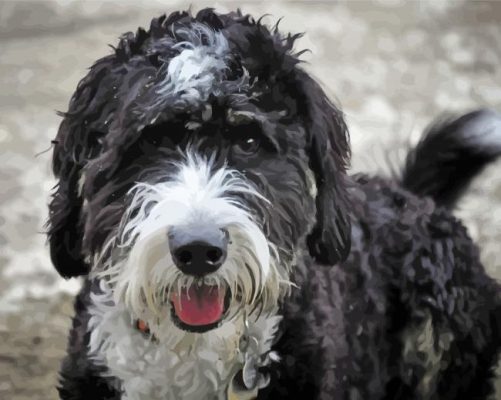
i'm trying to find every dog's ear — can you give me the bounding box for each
[48,61,111,278]
[296,70,352,265]
[48,136,88,278]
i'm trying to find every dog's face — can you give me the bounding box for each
[48,9,351,337]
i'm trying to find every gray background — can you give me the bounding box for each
[1,1,501,398]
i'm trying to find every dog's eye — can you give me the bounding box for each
[233,135,261,156]
[229,120,266,156]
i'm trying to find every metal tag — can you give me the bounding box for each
[227,373,259,400]
[226,310,272,399]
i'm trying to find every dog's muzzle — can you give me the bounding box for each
[98,156,279,335]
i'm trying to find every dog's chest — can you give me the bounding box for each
[87,293,280,400]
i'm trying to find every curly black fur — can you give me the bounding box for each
[48,8,501,399]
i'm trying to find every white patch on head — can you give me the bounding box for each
[157,24,233,104]
[458,109,501,155]
[94,152,288,344]
[88,282,281,400]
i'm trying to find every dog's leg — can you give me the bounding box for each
[397,310,449,400]
[396,250,501,398]
[58,355,120,400]
[386,302,500,400]
[432,300,501,400]
[58,281,120,400]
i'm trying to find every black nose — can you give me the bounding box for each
[169,226,228,276]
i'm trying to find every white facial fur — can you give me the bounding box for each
[93,152,288,344]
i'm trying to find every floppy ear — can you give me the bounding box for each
[48,134,88,278]
[48,59,112,278]
[296,70,352,265]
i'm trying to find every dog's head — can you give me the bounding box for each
[48,9,351,336]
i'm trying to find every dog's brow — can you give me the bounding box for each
[226,109,256,125]
[226,107,286,149]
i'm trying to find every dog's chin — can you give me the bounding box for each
[168,282,232,333]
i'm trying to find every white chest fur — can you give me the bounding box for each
[87,288,281,400]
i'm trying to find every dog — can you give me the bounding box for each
[48,8,501,400]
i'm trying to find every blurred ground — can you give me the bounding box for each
[1,1,501,399]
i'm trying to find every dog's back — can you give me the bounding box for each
[265,109,501,400]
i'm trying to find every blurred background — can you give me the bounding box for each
[1,0,501,398]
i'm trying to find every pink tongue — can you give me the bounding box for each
[171,285,226,326]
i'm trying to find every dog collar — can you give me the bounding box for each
[135,319,160,343]
[136,319,150,334]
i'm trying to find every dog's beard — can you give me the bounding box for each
[93,153,289,339]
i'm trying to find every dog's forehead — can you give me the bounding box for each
[113,23,258,131]
[91,15,304,144]
[156,24,235,105]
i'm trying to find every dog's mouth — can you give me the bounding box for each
[169,281,231,333]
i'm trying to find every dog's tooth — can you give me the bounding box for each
[233,282,239,301]
[186,277,193,299]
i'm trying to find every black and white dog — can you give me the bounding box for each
[48,9,501,400]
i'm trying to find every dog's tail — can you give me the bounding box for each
[401,109,501,208]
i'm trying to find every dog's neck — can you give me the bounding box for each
[87,280,281,400]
